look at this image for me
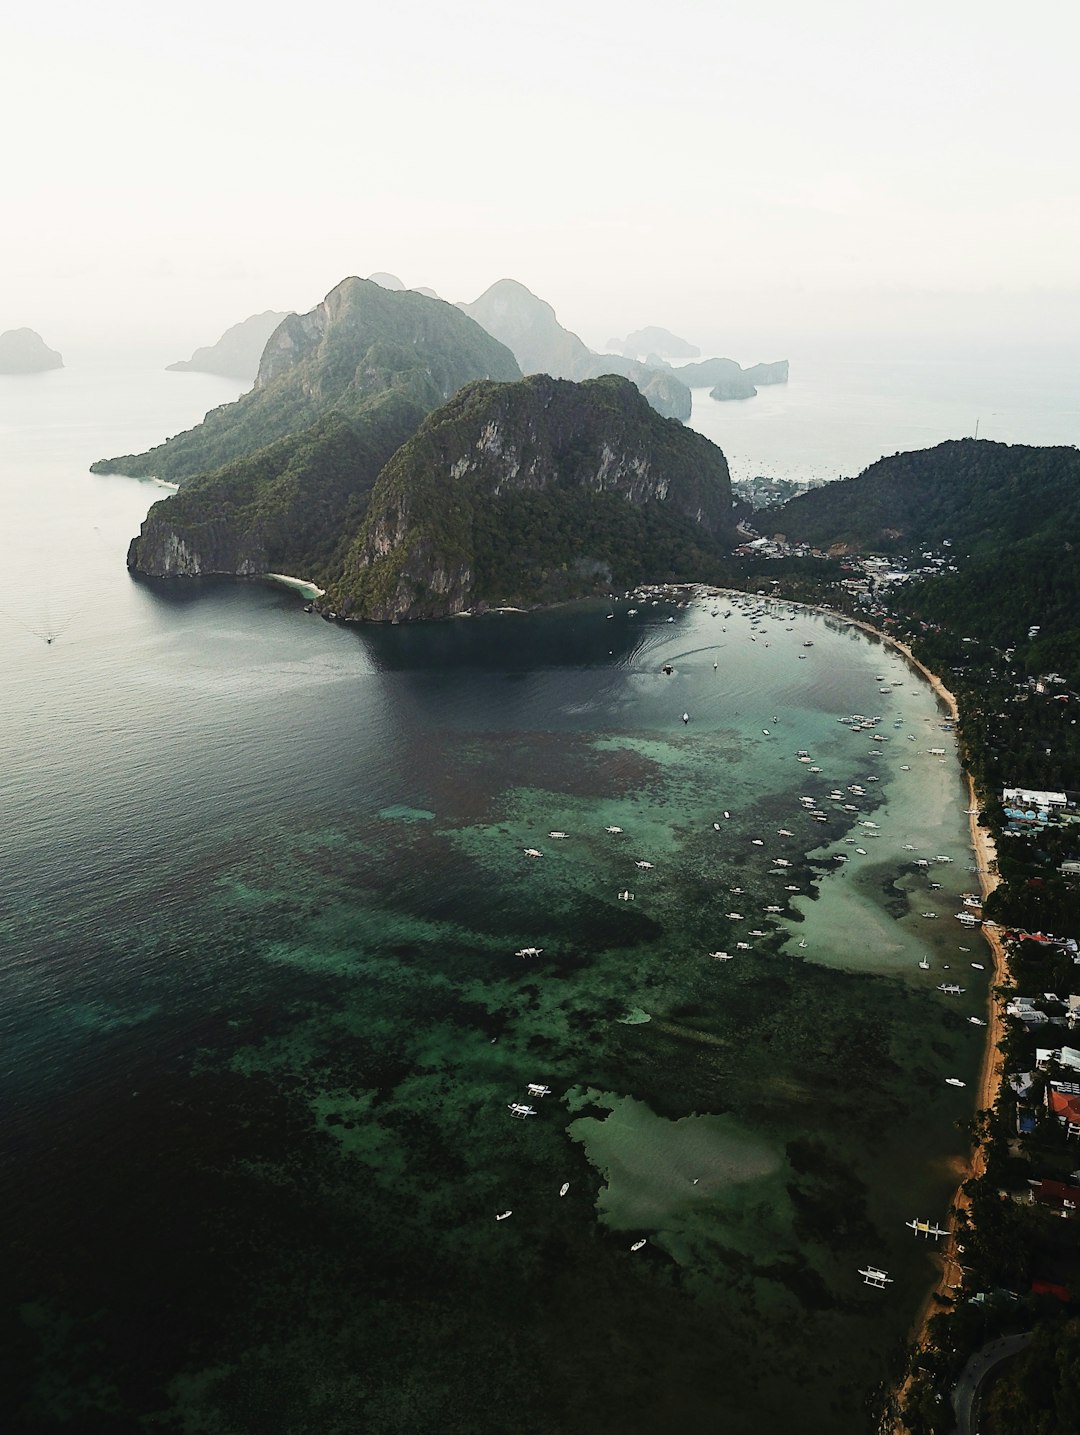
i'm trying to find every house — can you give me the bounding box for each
[1002,787,1067,811]
[1028,1178,1080,1217]
[1048,1086,1080,1138]
[1036,1047,1080,1073]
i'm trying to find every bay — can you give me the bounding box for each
[0,359,1002,1433]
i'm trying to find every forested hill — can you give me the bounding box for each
[767,440,1080,557]
[767,439,1080,687]
[96,279,520,485]
[327,374,736,621]
[121,281,520,586]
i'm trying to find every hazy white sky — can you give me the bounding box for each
[4,0,1078,358]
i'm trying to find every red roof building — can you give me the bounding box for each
[1048,1088,1080,1136]
[1029,1178,1080,1216]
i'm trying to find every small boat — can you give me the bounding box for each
[798,939,808,949]
[858,1265,893,1288]
[606,825,623,834]
[724,810,731,818]
[919,958,930,970]
[508,1103,538,1118]
[526,1083,552,1097]
[945,1078,966,1088]
[635,860,655,870]
[496,1210,513,1221]
[618,890,634,901]
[906,1219,948,1239]
[726,913,744,920]
[682,712,690,724]
[630,1239,647,1252]
[515,947,543,958]
[970,963,984,971]
[751,838,764,846]
[549,831,568,839]
[710,950,733,961]
[523,848,544,858]
[968,1017,986,1026]
[559,1183,570,1196]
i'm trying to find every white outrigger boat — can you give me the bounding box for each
[858,1266,893,1289]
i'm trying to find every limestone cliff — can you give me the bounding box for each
[100,277,519,485]
[0,328,63,373]
[124,281,520,583]
[327,374,735,622]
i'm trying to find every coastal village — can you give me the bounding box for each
[711,516,1080,1431]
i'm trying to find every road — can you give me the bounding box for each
[951,1330,1033,1435]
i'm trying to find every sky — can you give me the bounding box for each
[4,0,1079,361]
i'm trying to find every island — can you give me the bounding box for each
[167,311,290,382]
[0,327,63,373]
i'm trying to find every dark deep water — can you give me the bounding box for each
[0,366,986,1433]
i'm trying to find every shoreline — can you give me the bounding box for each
[805,606,1007,1422]
[264,573,326,599]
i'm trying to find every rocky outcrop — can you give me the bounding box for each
[459,278,591,380]
[167,311,290,381]
[572,355,691,421]
[459,278,692,421]
[744,360,788,386]
[328,373,735,621]
[0,328,63,373]
[124,281,520,584]
[99,278,520,485]
[125,519,267,578]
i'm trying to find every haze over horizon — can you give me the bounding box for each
[4,0,1078,362]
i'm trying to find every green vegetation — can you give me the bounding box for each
[119,279,520,583]
[751,438,1080,1431]
[985,1318,1080,1434]
[100,280,519,486]
[771,439,1080,557]
[328,374,736,619]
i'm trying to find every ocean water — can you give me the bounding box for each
[0,357,1029,1434]
[684,345,1080,486]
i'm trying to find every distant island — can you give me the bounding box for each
[646,355,789,401]
[458,279,692,421]
[0,328,63,373]
[607,326,700,359]
[167,311,291,382]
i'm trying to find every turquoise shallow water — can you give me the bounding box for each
[0,367,989,1433]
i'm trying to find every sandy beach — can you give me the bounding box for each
[826,617,1008,1423]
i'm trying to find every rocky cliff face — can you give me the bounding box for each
[125,518,268,578]
[329,374,735,622]
[0,328,63,373]
[98,277,520,485]
[124,282,520,584]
